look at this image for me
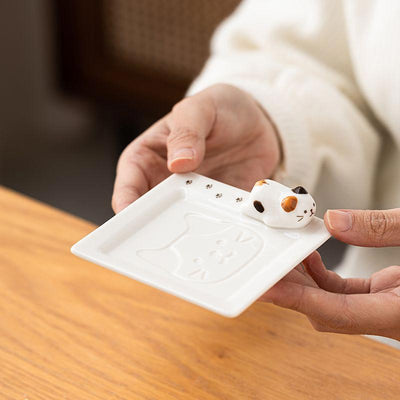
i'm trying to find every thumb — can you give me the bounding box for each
[324,208,400,247]
[167,95,215,173]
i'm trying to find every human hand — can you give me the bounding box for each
[260,208,400,340]
[112,84,281,213]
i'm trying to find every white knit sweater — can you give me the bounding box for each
[188,0,400,278]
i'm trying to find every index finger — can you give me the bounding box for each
[261,280,399,336]
[112,149,149,213]
[112,120,170,213]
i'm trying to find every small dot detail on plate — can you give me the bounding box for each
[186,180,192,185]
[216,193,222,198]
[236,197,243,202]
[206,184,213,189]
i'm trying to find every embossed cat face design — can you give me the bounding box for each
[137,213,263,283]
[242,179,316,229]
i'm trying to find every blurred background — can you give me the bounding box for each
[0,0,344,264]
[0,0,240,224]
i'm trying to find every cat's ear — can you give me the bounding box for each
[281,196,298,212]
[184,213,228,235]
[292,186,308,194]
[255,179,269,186]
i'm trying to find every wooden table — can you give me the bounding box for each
[0,186,399,399]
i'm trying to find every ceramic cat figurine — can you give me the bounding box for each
[242,179,316,229]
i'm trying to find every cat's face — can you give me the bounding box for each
[284,189,316,224]
[138,214,263,283]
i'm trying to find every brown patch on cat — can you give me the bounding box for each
[281,196,298,212]
[255,179,268,186]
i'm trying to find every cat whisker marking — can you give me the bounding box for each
[189,268,202,276]
[188,268,208,280]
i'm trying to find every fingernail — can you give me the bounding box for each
[170,148,194,161]
[326,210,353,232]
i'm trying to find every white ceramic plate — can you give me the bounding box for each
[71,173,330,317]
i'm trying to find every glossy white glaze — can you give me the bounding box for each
[242,179,316,229]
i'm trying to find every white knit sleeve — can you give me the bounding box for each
[187,0,381,211]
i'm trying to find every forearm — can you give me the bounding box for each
[187,0,381,212]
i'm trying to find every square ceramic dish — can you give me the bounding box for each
[71,173,330,317]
